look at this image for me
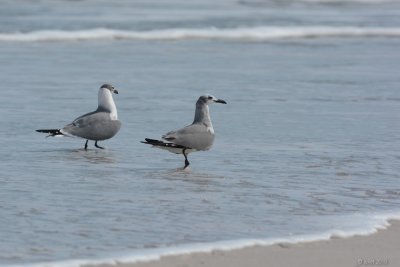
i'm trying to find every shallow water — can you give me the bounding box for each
[1,0,400,266]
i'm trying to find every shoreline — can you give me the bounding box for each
[85,219,400,267]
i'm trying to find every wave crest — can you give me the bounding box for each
[1,27,400,42]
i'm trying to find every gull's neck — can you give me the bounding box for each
[98,88,118,120]
[193,100,213,132]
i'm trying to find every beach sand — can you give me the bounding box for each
[87,220,400,267]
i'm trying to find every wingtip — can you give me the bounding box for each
[141,138,157,145]
[35,129,63,137]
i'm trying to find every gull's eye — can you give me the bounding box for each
[208,96,213,100]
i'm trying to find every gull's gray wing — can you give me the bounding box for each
[62,111,121,141]
[162,123,214,151]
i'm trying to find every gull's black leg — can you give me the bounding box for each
[84,140,88,150]
[95,141,104,149]
[183,148,190,169]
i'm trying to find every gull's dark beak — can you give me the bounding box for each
[113,89,119,94]
[215,99,227,104]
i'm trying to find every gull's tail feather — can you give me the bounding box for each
[36,129,64,137]
[141,138,188,154]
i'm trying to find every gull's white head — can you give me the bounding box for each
[100,83,119,94]
[98,83,119,120]
[198,94,227,105]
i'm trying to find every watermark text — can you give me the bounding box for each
[357,258,389,266]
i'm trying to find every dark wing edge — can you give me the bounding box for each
[141,138,188,149]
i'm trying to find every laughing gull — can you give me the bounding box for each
[36,84,121,149]
[142,95,227,169]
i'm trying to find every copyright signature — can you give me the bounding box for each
[357,258,389,266]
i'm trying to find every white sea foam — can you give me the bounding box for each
[6,212,400,267]
[1,26,400,42]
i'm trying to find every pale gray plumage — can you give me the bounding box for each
[142,95,227,168]
[36,84,121,149]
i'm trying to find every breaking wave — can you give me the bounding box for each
[1,26,400,42]
[5,212,400,267]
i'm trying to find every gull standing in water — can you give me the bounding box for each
[36,84,121,149]
[142,95,227,169]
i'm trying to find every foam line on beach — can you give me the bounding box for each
[1,26,400,42]
[6,212,400,267]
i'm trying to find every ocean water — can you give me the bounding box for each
[1,0,400,266]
